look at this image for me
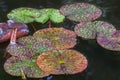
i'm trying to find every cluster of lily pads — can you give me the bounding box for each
[2,2,120,79]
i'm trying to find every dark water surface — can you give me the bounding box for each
[0,0,120,80]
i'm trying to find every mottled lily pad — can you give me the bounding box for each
[17,36,53,56]
[37,50,88,74]
[35,8,65,23]
[4,56,49,78]
[33,28,77,49]
[94,21,116,37]
[7,7,40,23]
[60,3,102,22]
[97,30,120,51]
[74,22,96,39]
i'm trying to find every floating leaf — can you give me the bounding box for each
[60,2,102,22]
[35,8,65,23]
[33,28,77,49]
[0,20,29,43]
[4,56,49,78]
[94,21,116,37]
[17,36,53,56]
[7,7,40,23]
[74,22,96,39]
[97,30,120,51]
[37,50,88,74]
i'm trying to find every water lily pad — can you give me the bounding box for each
[7,7,40,23]
[74,22,96,39]
[35,8,65,23]
[4,56,49,78]
[37,50,88,74]
[17,36,53,56]
[94,21,116,37]
[60,3,102,22]
[33,28,77,49]
[97,30,120,51]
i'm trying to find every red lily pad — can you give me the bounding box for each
[4,56,49,78]
[33,28,77,50]
[97,30,120,51]
[74,22,96,39]
[60,2,102,22]
[36,50,88,74]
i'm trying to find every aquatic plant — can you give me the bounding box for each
[37,50,88,74]
[7,7,65,24]
[60,2,102,22]
[33,27,77,49]
[0,20,29,43]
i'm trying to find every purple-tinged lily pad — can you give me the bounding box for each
[97,30,120,51]
[94,21,116,37]
[74,22,96,39]
[4,56,49,78]
[37,50,88,74]
[0,20,29,43]
[33,28,77,50]
[60,3,102,22]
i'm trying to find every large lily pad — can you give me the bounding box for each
[60,2,102,22]
[17,36,53,56]
[37,50,88,74]
[4,56,49,78]
[35,8,65,23]
[97,30,120,51]
[74,22,96,39]
[7,7,40,23]
[33,28,77,49]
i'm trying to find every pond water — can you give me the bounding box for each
[0,0,120,80]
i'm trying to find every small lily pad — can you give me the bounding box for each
[74,22,96,39]
[60,2,102,22]
[7,7,40,23]
[4,56,49,78]
[94,21,116,37]
[35,8,65,23]
[37,50,88,74]
[33,28,77,49]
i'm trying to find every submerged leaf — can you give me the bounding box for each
[60,2,102,22]
[33,28,77,49]
[37,50,88,74]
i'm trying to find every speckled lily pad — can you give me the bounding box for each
[17,36,53,56]
[33,28,77,49]
[94,21,116,37]
[4,56,49,78]
[74,22,96,39]
[35,8,65,23]
[7,7,40,23]
[60,3,102,22]
[97,30,120,51]
[37,50,88,74]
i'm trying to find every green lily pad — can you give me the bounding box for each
[33,28,77,50]
[60,3,102,22]
[4,56,49,78]
[7,7,40,23]
[37,50,88,74]
[35,8,65,23]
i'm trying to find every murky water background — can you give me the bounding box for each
[0,0,120,80]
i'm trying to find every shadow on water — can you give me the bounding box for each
[0,0,120,80]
